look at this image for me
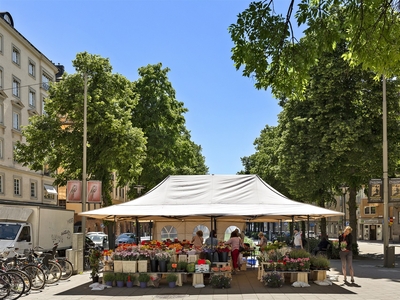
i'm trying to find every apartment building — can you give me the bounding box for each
[0,12,61,205]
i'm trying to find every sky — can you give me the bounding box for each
[2,0,282,175]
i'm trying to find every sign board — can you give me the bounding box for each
[389,178,400,202]
[87,180,102,203]
[368,179,383,203]
[66,180,82,202]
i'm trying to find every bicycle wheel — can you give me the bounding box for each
[22,265,45,290]
[44,261,62,284]
[6,270,30,295]
[58,259,73,280]
[0,272,11,300]
[1,272,25,300]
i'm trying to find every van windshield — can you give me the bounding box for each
[0,224,21,240]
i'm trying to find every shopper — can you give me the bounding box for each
[339,226,354,283]
[225,230,243,273]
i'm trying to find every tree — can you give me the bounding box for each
[15,52,147,205]
[229,0,400,98]
[276,44,400,239]
[130,63,208,195]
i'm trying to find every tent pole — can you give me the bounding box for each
[136,217,140,244]
[307,215,310,252]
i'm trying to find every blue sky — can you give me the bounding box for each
[2,0,282,175]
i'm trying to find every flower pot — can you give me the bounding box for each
[168,281,176,288]
[138,260,148,272]
[150,259,159,272]
[105,281,113,287]
[126,281,133,288]
[114,260,123,273]
[140,281,147,288]
[218,252,228,262]
[159,260,167,272]
[116,280,124,287]
[124,261,137,273]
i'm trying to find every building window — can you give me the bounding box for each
[44,184,57,200]
[28,89,36,107]
[12,45,21,65]
[30,181,37,198]
[12,111,20,130]
[28,60,36,77]
[0,101,4,124]
[161,225,178,240]
[42,72,52,91]
[14,177,21,196]
[0,173,4,194]
[0,34,3,54]
[0,138,3,159]
[12,77,21,98]
[364,206,376,215]
[0,67,3,89]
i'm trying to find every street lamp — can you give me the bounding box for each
[341,185,349,230]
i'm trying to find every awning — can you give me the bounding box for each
[44,184,57,194]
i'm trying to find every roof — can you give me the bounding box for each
[80,174,343,222]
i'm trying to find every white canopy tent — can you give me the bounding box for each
[80,174,342,223]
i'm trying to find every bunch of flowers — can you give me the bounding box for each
[155,251,172,261]
[263,271,284,288]
[168,243,183,253]
[138,249,150,260]
[340,241,347,251]
[103,249,113,260]
[216,242,231,253]
[298,257,311,271]
[332,240,339,249]
[262,240,287,252]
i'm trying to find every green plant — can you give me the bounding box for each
[310,255,330,270]
[289,249,310,259]
[89,248,103,279]
[210,274,231,288]
[138,273,150,283]
[115,272,126,282]
[177,261,188,271]
[166,273,178,283]
[263,271,284,288]
[186,263,195,272]
[103,272,115,282]
[126,274,136,282]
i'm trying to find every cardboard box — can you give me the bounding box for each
[195,264,209,273]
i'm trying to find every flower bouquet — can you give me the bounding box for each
[340,241,347,251]
[263,271,284,288]
[210,274,231,288]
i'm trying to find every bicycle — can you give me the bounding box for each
[0,270,25,300]
[49,244,73,280]
[28,247,62,285]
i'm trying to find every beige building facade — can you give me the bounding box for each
[0,12,60,206]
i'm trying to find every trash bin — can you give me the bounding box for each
[387,246,395,268]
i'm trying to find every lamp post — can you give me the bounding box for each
[341,185,349,230]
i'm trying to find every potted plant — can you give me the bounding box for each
[210,274,231,288]
[103,272,115,286]
[263,271,284,288]
[138,273,150,288]
[89,248,103,282]
[310,255,330,270]
[126,274,135,288]
[115,272,126,287]
[166,273,178,288]
[177,261,188,272]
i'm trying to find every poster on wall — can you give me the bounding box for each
[389,178,400,202]
[66,180,82,202]
[87,180,102,203]
[368,179,382,203]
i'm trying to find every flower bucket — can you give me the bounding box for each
[126,281,133,288]
[218,252,228,262]
[159,260,167,272]
[113,260,123,273]
[168,281,176,288]
[150,259,159,272]
[140,281,147,288]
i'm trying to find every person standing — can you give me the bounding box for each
[225,230,243,273]
[258,232,268,251]
[205,230,218,246]
[339,226,354,283]
[293,228,303,249]
[191,230,204,251]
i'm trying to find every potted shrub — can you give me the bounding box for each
[166,273,178,288]
[126,274,135,288]
[138,273,150,288]
[177,261,188,272]
[263,271,284,288]
[210,274,231,288]
[115,272,125,287]
[89,248,103,282]
[103,272,115,286]
[310,255,330,270]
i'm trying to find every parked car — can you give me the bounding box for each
[115,233,136,245]
[87,233,109,250]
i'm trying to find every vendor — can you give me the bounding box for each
[191,230,204,250]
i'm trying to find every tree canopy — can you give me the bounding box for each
[15,52,147,205]
[131,63,208,194]
[229,0,400,98]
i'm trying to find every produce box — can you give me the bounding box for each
[195,264,210,273]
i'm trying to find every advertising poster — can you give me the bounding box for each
[87,180,102,203]
[66,180,82,202]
